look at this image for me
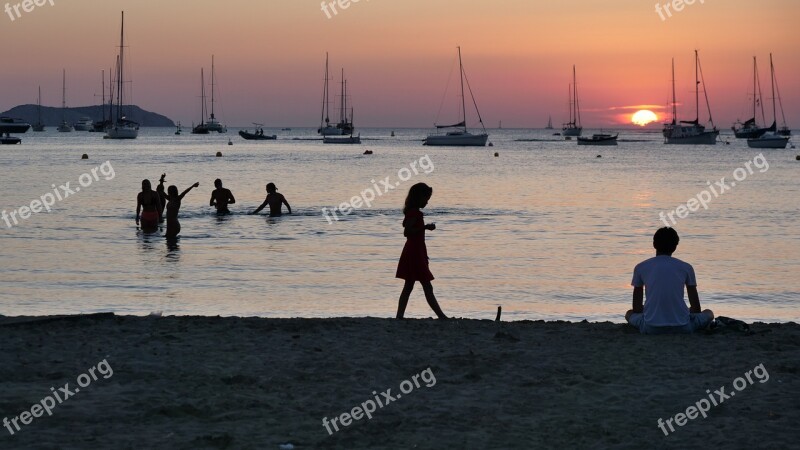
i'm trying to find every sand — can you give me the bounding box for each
[0,314,797,449]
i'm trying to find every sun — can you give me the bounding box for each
[632,110,658,126]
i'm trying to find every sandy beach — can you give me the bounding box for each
[0,314,796,449]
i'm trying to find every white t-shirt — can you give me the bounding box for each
[631,255,697,327]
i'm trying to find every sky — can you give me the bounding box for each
[1,0,798,128]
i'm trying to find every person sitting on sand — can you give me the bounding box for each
[136,179,162,233]
[395,183,448,320]
[210,179,236,215]
[251,182,291,217]
[156,174,168,221]
[625,227,714,334]
[165,182,200,239]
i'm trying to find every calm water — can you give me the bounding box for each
[1,128,798,322]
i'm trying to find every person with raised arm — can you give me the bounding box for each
[165,182,200,239]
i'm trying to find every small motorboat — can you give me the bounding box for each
[73,117,94,131]
[1,134,22,144]
[577,133,618,146]
[239,128,276,140]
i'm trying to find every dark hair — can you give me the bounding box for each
[403,183,433,214]
[266,182,277,193]
[168,185,178,197]
[141,179,152,191]
[214,179,222,188]
[653,227,680,255]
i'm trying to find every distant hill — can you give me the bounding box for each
[0,105,175,127]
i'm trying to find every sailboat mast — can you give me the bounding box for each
[37,86,42,123]
[117,12,124,122]
[770,53,777,126]
[340,68,345,123]
[210,55,216,120]
[200,68,206,125]
[671,58,677,124]
[320,53,329,128]
[101,70,105,122]
[574,65,581,127]
[752,56,757,122]
[62,69,66,122]
[458,46,467,131]
[694,50,699,123]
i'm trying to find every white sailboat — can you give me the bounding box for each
[105,11,139,139]
[318,53,345,136]
[57,70,72,132]
[205,55,227,133]
[424,47,488,147]
[192,69,210,134]
[562,66,582,137]
[748,54,790,149]
[732,57,772,139]
[662,51,719,145]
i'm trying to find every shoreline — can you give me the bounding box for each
[1,314,797,448]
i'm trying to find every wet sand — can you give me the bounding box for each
[0,314,797,449]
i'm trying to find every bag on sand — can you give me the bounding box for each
[707,316,752,335]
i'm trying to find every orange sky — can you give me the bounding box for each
[1,0,797,128]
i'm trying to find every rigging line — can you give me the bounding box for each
[697,54,714,127]
[772,64,788,126]
[433,54,458,126]
[461,67,486,132]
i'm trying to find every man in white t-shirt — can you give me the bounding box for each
[625,228,714,334]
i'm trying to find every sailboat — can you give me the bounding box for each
[105,11,139,139]
[192,69,210,134]
[423,47,488,147]
[545,115,553,130]
[318,53,345,136]
[562,66,582,137]
[91,70,113,132]
[32,86,45,131]
[57,70,72,132]
[732,57,772,139]
[662,51,719,145]
[205,55,227,133]
[748,54,790,149]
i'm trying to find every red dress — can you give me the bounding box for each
[395,209,434,282]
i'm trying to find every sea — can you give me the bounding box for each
[1,127,798,322]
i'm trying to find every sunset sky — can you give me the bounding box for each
[1,0,797,128]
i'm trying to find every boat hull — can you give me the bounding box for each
[577,135,618,146]
[1,136,22,144]
[32,124,45,132]
[562,126,582,137]
[747,135,790,149]
[424,133,488,147]
[239,131,277,140]
[323,135,361,144]
[104,126,138,139]
[665,131,718,145]
[0,118,32,134]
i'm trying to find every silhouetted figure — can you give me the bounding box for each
[625,227,714,334]
[165,182,199,239]
[210,178,236,215]
[395,183,447,320]
[251,182,291,217]
[156,174,168,221]
[136,179,162,233]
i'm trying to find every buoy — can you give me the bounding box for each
[596,155,602,158]
[391,131,395,137]
[363,150,373,155]
[796,155,800,160]
[228,139,233,146]
[494,152,499,157]
[488,142,494,147]
[216,151,222,157]
[81,154,88,159]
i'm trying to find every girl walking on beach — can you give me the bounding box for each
[165,182,199,239]
[395,183,448,320]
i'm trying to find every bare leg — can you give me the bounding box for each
[421,281,447,320]
[396,280,414,319]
